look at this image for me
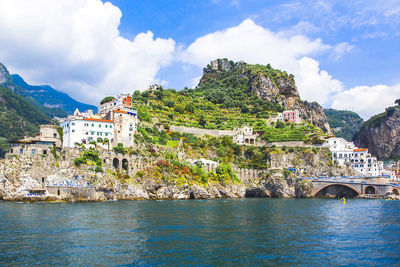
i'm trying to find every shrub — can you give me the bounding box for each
[100,96,115,105]
[113,143,125,154]
[95,166,103,173]
[74,157,85,167]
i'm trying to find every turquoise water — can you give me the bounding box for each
[1,199,399,266]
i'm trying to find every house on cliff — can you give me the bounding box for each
[7,125,62,157]
[60,94,137,149]
[324,137,383,177]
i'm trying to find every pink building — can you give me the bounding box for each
[278,110,302,123]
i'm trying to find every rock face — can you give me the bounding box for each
[0,63,12,84]
[354,107,400,159]
[201,59,332,134]
[0,147,354,201]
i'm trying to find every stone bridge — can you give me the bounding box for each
[310,178,399,197]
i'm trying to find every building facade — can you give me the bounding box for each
[60,117,114,149]
[60,94,138,149]
[324,137,383,176]
[98,94,133,115]
[278,110,302,124]
[7,125,62,157]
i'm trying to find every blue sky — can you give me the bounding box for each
[110,0,400,88]
[0,0,399,119]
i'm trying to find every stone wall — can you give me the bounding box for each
[169,125,238,137]
[46,186,96,199]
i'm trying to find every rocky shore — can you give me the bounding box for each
[0,151,360,202]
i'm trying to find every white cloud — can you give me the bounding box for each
[332,83,400,120]
[279,21,320,36]
[0,0,175,104]
[332,42,354,60]
[296,57,343,104]
[180,19,343,106]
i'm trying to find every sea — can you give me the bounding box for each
[1,198,399,266]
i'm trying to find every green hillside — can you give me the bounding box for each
[324,109,363,141]
[0,86,53,156]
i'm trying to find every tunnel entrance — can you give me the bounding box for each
[113,158,119,171]
[365,186,376,195]
[315,184,359,198]
[122,159,129,174]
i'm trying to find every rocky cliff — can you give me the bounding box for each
[199,59,332,134]
[0,147,354,201]
[353,106,400,159]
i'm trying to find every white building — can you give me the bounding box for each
[324,137,382,176]
[98,94,133,115]
[325,137,356,165]
[60,95,138,149]
[60,117,114,149]
[233,127,258,145]
[352,148,380,176]
[105,109,137,147]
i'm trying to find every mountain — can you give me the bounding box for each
[196,59,332,133]
[0,85,53,156]
[353,106,400,160]
[0,61,96,157]
[0,63,68,117]
[11,74,96,114]
[324,109,363,141]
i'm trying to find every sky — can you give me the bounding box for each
[0,0,399,120]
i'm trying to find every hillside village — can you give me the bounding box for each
[6,91,397,180]
[1,59,399,201]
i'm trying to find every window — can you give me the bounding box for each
[92,123,94,127]
[105,125,107,128]
[20,148,23,154]
[105,133,108,136]
[43,150,47,155]
[90,131,94,135]
[72,129,75,133]
[99,124,101,128]
[71,122,75,126]
[110,125,112,128]
[85,132,88,135]
[53,133,57,137]
[84,123,88,127]
[32,149,36,154]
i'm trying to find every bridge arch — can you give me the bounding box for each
[392,188,399,195]
[314,183,361,198]
[122,158,129,174]
[113,158,120,171]
[365,186,376,195]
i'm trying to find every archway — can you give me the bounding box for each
[392,188,399,195]
[314,184,360,198]
[122,159,129,174]
[113,158,119,171]
[365,186,376,195]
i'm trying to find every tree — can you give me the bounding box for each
[198,114,206,128]
[185,103,195,113]
[113,143,125,154]
[100,96,115,105]
[102,138,110,150]
[395,99,400,106]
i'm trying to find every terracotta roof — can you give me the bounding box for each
[113,110,127,114]
[83,118,113,123]
[354,148,368,152]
